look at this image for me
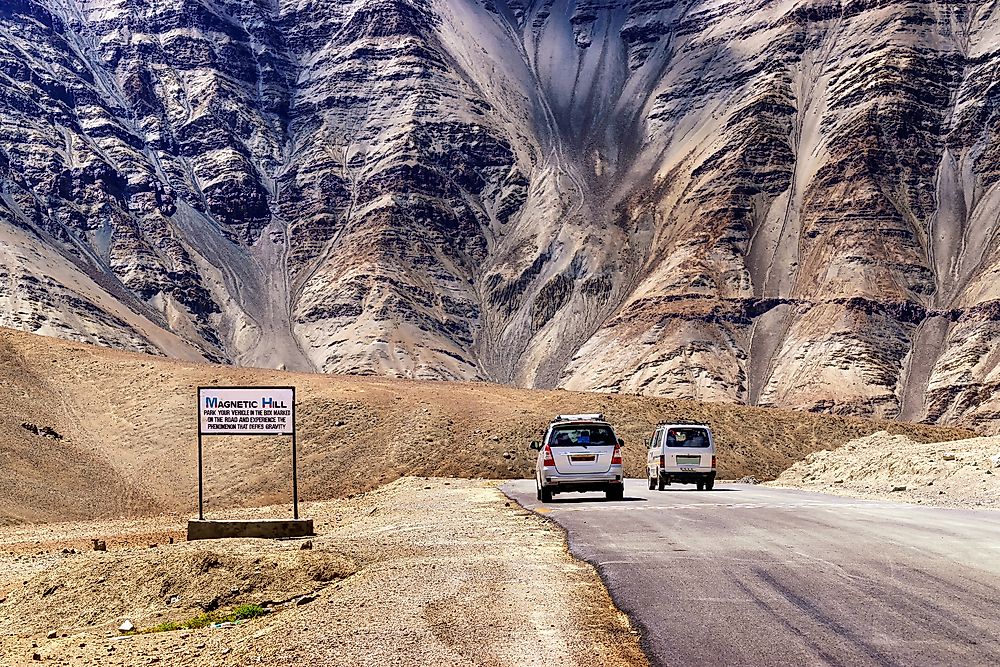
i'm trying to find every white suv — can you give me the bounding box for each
[531,414,625,502]
[647,423,716,490]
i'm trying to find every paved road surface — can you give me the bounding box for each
[503,480,1000,666]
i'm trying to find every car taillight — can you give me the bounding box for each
[712,455,717,468]
[611,445,622,465]
[659,455,665,468]
[543,445,556,467]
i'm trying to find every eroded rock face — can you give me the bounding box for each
[1,0,999,429]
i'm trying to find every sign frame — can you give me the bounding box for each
[196,386,299,520]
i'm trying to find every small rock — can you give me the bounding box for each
[942,453,957,461]
[92,539,107,552]
[300,540,313,550]
[991,453,1000,468]
[119,620,134,633]
[32,653,41,661]
[502,451,513,460]
[47,631,57,639]
[296,594,317,606]
[891,485,907,492]
[939,490,946,495]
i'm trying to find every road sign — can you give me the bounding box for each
[196,386,299,520]
[198,387,294,435]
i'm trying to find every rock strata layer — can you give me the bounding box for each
[1,0,999,429]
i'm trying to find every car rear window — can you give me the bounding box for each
[548,424,615,447]
[665,428,710,448]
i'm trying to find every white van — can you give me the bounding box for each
[646,423,716,491]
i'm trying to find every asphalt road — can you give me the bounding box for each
[503,480,1000,667]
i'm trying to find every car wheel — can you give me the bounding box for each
[657,473,666,491]
[705,477,715,491]
[535,477,542,500]
[696,481,705,491]
[647,469,656,490]
[540,486,553,503]
[606,484,624,501]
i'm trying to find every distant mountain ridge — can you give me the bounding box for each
[0,0,998,429]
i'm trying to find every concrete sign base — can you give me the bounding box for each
[187,518,314,540]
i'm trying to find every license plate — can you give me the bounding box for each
[677,456,701,465]
[570,455,596,463]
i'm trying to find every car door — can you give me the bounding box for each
[647,427,661,471]
[548,423,616,474]
[663,427,712,470]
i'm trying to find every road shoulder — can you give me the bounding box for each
[0,478,646,666]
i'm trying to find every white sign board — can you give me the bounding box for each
[198,387,295,435]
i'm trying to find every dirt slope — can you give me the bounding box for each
[769,432,1000,509]
[0,327,973,524]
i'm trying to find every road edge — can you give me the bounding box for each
[500,480,655,667]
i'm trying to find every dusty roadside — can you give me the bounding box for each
[0,478,646,666]
[767,431,1000,509]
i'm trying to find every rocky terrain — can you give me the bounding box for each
[0,327,971,524]
[769,431,1000,509]
[0,478,647,666]
[1,1,999,428]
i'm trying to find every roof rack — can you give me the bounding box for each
[657,420,708,426]
[553,413,605,422]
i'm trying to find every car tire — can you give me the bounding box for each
[705,477,715,491]
[657,473,666,491]
[696,481,705,491]
[540,486,553,503]
[606,484,624,501]
[647,470,656,490]
[535,478,542,500]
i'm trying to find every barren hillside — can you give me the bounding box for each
[0,327,972,525]
[1,1,999,428]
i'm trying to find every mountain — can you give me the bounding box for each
[0,0,998,429]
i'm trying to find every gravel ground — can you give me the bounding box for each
[767,431,1000,509]
[0,478,646,666]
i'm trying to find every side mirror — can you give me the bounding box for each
[618,438,625,447]
[529,441,540,450]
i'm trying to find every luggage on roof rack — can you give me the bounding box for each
[553,413,605,422]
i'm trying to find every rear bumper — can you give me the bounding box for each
[542,468,623,492]
[661,470,715,484]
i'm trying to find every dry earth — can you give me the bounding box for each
[769,432,1000,509]
[0,478,646,667]
[0,328,973,524]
